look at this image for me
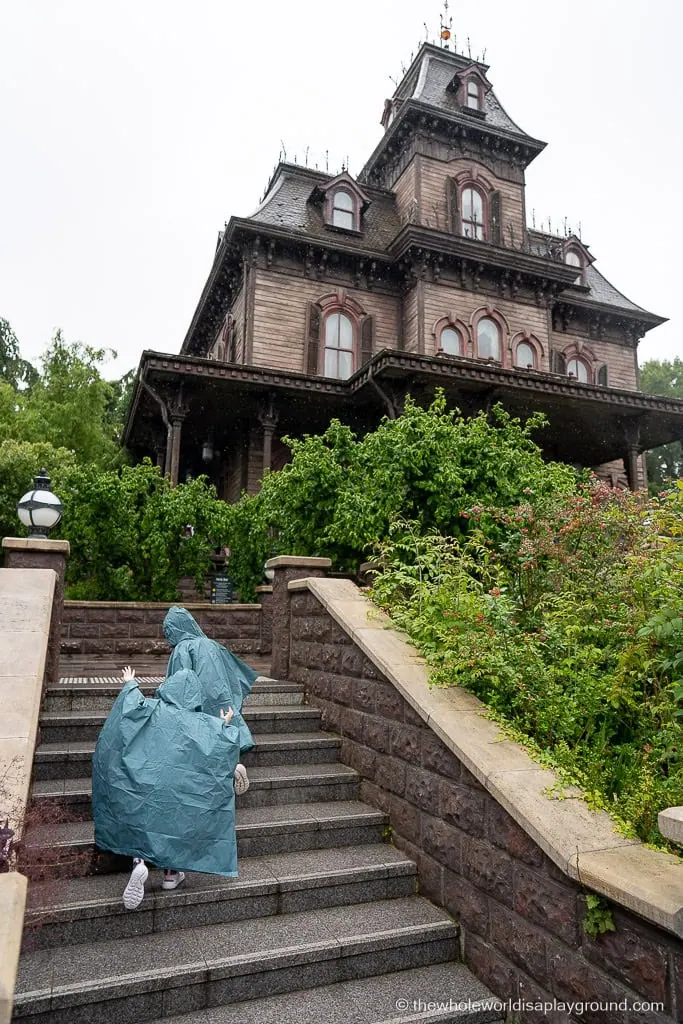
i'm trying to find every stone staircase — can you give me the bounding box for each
[12,667,503,1024]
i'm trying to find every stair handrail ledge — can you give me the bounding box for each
[288,575,683,940]
[0,567,56,1024]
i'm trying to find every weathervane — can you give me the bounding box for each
[440,0,453,49]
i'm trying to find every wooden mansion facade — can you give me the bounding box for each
[124,42,683,494]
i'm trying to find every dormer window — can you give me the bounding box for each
[466,79,481,110]
[332,190,355,230]
[462,187,485,240]
[318,173,370,233]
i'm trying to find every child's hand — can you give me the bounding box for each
[220,708,234,725]
[122,666,135,681]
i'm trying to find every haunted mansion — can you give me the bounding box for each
[123,36,683,495]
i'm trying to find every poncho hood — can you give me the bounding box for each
[156,669,203,710]
[163,606,205,647]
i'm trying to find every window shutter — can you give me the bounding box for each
[448,179,459,233]
[361,315,375,366]
[550,350,567,374]
[490,191,502,245]
[597,364,608,386]
[305,302,322,375]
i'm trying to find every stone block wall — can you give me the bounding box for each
[61,602,263,659]
[288,589,682,1024]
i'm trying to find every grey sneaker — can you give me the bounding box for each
[161,870,186,891]
[234,763,250,795]
[123,859,148,910]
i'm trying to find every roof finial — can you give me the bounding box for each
[440,0,453,49]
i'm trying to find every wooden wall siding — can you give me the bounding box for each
[419,157,526,242]
[223,438,246,504]
[250,269,401,372]
[421,282,550,364]
[551,332,639,390]
[393,158,417,224]
[232,283,246,363]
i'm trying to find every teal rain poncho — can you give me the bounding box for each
[162,606,257,754]
[92,669,240,876]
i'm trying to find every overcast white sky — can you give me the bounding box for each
[0,0,680,381]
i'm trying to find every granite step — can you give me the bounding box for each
[24,844,417,950]
[38,705,322,744]
[32,731,343,781]
[31,762,361,817]
[12,897,459,1024]
[45,679,304,713]
[20,800,389,876]
[141,963,504,1024]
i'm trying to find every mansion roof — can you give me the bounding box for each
[391,46,532,139]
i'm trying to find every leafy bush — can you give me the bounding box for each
[371,481,683,847]
[58,461,232,600]
[227,392,580,595]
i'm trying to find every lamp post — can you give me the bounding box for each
[16,469,63,539]
[3,468,69,683]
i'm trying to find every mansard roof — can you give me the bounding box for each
[402,47,525,135]
[248,164,401,252]
[361,44,546,183]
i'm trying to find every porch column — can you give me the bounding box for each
[165,393,188,486]
[258,395,279,477]
[169,418,183,485]
[623,420,642,492]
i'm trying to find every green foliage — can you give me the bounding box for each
[371,480,683,847]
[19,331,123,466]
[583,894,616,938]
[227,392,579,595]
[0,440,77,541]
[0,318,37,389]
[59,462,233,601]
[640,358,683,489]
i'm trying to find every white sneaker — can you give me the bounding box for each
[234,763,250,795]
[123,859,148,910]
[161,870,186,891]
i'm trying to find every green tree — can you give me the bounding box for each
[640,358,683,489]
[19,331,123,467]
[0,318,37,389]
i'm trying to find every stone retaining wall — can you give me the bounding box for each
[287,581,683,1024]
[61,602,263,658]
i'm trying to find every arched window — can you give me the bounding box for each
[565,250,583,284]
[477,317,501,360]
[461,187,484,240]
[332,190,355,230]
[466,79,481,110]
[514,341,536,369]
[439,326,462,355]
[566,357,589,383]
[324,312,354,378]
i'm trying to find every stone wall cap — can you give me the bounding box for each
[255,585,273,593]
[659,807,683,845]
[63,600,261,610]
[0,872,27,1024]
[266,555,332,569]
[2,537,70,555]
[295,575,683,939]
